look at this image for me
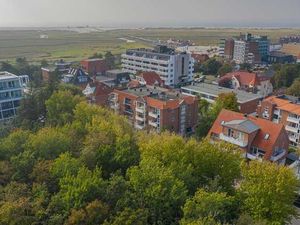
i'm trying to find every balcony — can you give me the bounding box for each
[149,111,159,118]
[136,107,146,114]
[149,121,158,127]
[110,103,119,110]
[219,133,248,148]
[135,123,145,130]
[135,114,145,122]
[289,135,298,143]
[287,116,300,124]
[270,150,286,162]
[286,125,299,134]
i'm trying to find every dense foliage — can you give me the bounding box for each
[0,87,298,224]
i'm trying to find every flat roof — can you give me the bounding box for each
[122,86,181,101]
[0,71,19,80]
[181,83,262,103]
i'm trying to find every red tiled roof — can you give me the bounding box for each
[208,109,287,160]
[264,95,300,115]
[138,72,164,86]
[127,80,141,89]
[146,94,197,110]
[219,71,270,87]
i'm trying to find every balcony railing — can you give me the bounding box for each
[149,111,159,118]
[219,133,248,148]
[286,125,299,134]
[135,115,145,122]
[287,116,300,124]
[136,107,146,114]
[149,121,158,127]
[270,150,286,162]
[134,123,145,130]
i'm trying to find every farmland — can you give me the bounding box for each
[0,27,300,63]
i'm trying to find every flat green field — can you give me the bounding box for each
[0,28,300,63]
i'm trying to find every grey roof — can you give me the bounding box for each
[106,69,128,75]
[181,83,262,103]
[223,119,260,134]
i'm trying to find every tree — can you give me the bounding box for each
[89,52,103,59]
[181,189,237,224]
[45,90,84,126]
[127,157,188,224]
[81,114,140,177]
[51,152,82,179]
[239,161,298,224]
[287,78,300,97]
[25,127,72,160]
[55,167,105,210]
[104,208,148,225]
[0,129,31,160]
[105,51,115,69]
[218,63,233,76]
[65,200,109,225]
[273,64,300,89]
[201,58,223,75]
[195,93,239,139]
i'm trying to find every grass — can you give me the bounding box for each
[1,28,300,63]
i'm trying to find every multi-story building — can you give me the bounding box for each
[208,109,289,163]
[230,33,270,64]
[233,40,253,64]
[80,58,108,76]
[121,45,194,87]
[218,71,273,97]
[219,38,235,60]
[108,86,198,135]
[257,95,300,147]
[181,82,262,114]
[0,71,28,122]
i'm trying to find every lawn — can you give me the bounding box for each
[0,28,300,63]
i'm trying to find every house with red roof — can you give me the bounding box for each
[218,71,273,97]
[208,109,289,163]
[82,81,113,106]
[127,71,165,89]
[109,86,198,136]
[257,95,300,148]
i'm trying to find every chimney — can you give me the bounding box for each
[140,88,142,92]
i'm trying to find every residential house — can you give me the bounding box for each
[257,95,300,147]
[208,109,289,163]
[218,71,273,97]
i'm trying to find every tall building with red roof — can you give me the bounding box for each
[257,95,300,147]
[208,109,289,163]
[218,71,273,97]
[108,86,198,136]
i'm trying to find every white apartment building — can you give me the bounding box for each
[121,47,194,87]
[233,40,249,64]
[0,72,28,122]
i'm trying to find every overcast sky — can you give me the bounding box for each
[0,0,300,28]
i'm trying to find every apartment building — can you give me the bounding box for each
[181,83,262,114]
[208,109,289,163]
[0,72,28,122]
[80,58,108,76]
[218,71,273,97]
[225,33,270,64]
[108,86,198,135]
[121,45,194,87]
[82,81,113,106]
[219,38,235,60]
[257,95,300,147]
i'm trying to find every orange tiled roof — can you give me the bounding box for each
[208,109,287,160]
[264,96,300,115]
[219,71,270,87]
[138,71,165,86]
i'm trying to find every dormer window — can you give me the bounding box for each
[264,134,270,140]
